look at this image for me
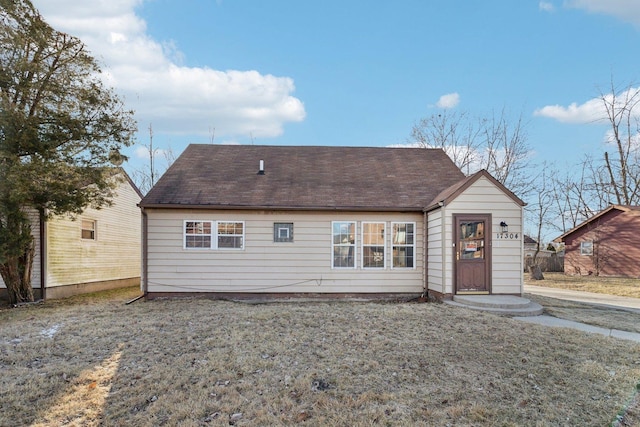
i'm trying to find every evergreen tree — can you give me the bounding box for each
[0,0,136,304]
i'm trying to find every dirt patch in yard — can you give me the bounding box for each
[1,289,639,426]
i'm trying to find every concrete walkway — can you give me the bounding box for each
[515,285,640,343]
[514,315,640,342]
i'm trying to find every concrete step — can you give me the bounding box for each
[445,295,544,317]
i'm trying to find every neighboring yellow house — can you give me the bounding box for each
[0,171,142,300]
[139,145,525,301]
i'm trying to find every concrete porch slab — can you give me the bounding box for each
[445,295,544,316]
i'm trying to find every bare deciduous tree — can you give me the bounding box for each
[546,81,640,238]
[131,124,176,195]
[547,157,601,235]
[480,110,535,200]
[597,81,640,206]
[411,108,535,198]
[410,110,483,175]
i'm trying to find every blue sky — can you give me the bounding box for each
[32,1,640,190]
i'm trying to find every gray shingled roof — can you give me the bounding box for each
[139,144,466,211]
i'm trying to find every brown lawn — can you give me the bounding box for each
[526,272,640,299]
[1,288,639,426]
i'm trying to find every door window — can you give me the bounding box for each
[459,221,485,260]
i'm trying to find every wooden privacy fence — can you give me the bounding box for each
[524,255,564,272]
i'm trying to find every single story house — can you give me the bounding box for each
[554,204,640,277]
[0,171,143,300]
[139,144,525,300]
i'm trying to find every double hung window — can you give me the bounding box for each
[81,219,96,240]
[362,222,385,268]
[392,222,415,268]
[332,221,356,268]
[332,221,415,269]
[184,220,244,250]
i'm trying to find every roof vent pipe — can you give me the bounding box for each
[258,159,265,175]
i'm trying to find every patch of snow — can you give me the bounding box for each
[40,324,61,339]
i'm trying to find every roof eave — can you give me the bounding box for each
[137,203,426,212]
[553,204,622,242]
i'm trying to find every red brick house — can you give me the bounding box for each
[555,205,640,277]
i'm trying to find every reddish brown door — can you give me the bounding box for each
[454,215,491,294]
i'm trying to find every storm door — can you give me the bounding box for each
[454,214,491,294]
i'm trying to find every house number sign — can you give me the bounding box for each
[496,232,519,239]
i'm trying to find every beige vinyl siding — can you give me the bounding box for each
[426,176,523,296]
[426,209,444,293]
[45,178,141,288]
[441,176,523,295]
[145,209,424,294]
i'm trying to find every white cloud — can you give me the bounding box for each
[564,0,640,26]
[534,87,640,124]
[31,0,306,138]
[539,2,555,12]
[533,99,603,123]
[133,145,167,160]
[436,93,460,109]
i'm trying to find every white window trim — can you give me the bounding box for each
[580,240,593,256]
[274,222,294,243]
[331,220,357,269]
[361,221,386,269]
[183,220,213,250]
[212,219,246,251]
[183,220,245,250]
[81,219,96,241]
[391,221,417,269]
[279,227,289,239]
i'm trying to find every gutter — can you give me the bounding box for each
[440,202,447,296]
[138,203,425,213]
[422,210,428,298]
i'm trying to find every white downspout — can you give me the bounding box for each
[440,204,447,296]
[422,211,427,298]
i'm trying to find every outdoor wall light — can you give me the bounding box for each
[500,221,508,233]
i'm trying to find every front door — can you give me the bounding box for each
[454,214,490,294]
